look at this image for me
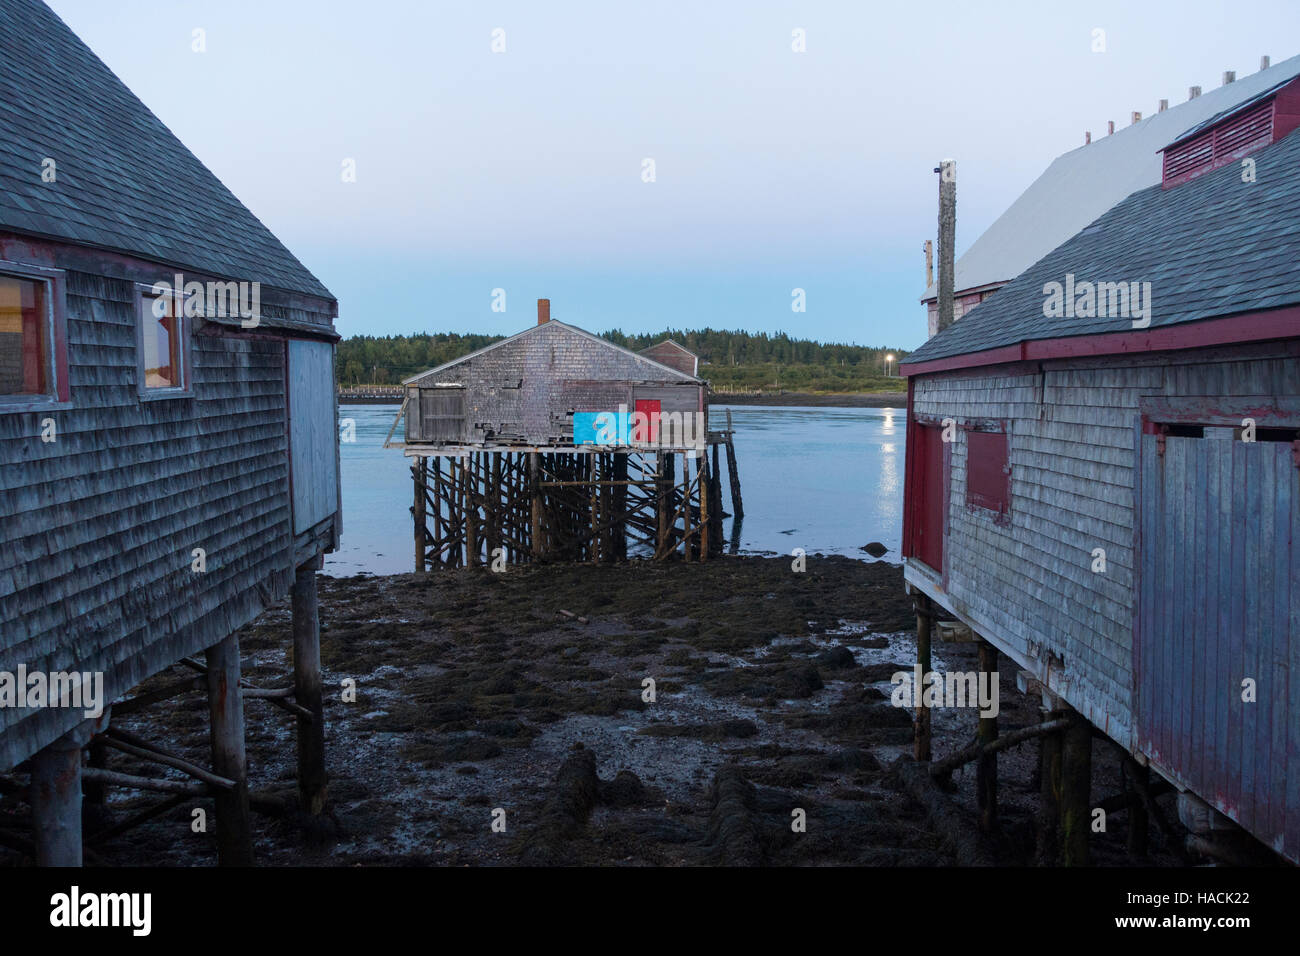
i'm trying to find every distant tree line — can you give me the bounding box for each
[336,329,909,393]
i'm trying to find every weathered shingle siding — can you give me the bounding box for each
[0,269,313,769]
[911,346,1299,750]
[409,323,702,444]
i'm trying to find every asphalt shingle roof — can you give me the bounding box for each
[0,0,332,300]
[904,127,1300,366]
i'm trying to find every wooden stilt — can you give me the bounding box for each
[914,593,932,762]
[292,563,327,816]
[31,728,87,866]
[1036,712,1063,864]
[1125,757,1149,859]
[681,452,692,561]
[431,457,443,568]
[205,633,254,866]
[465,454,479,568]
[724,408,744,519]
[413,457,427,573]
[530,452,545,562]
[699,452,710,561]
[1061,712,1092,866]
[613,453,628,561]
[976,638,999,833]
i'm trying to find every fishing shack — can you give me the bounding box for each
[392,300,743,566]
[900,88,1300,863]
[0,0,339,865]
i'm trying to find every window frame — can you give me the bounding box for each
[0,259,70,412]
[964,421,1011,521]
[135,282,194,400]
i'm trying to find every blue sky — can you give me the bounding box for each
[48,0,1300,349]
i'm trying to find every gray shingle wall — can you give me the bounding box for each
[912,347,1299,750]
[0,268,320,769]
[0,0,331,301]
[407,322,704,444]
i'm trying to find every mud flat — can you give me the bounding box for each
[4,557,1184,866]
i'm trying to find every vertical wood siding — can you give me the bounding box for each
[1138,431,1298,858]
[288,338,340,534]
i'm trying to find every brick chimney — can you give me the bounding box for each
[537,298,550,325]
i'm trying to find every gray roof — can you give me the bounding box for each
[0,0,332,300]
[405,320,702,385]
[922,53,1300,302]
[904,127,1300,366]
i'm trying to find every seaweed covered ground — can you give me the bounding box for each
[3,556,1186,866]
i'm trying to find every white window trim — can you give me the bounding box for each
[135,283,194,400]
[0,259,70,413]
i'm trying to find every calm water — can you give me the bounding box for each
[324,404,906,577]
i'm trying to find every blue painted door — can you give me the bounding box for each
[1136,430,1298,860]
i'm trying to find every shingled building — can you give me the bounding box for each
[0,0,339,865]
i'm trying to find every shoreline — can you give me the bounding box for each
[709,392,906,408]
[337,392,909,408]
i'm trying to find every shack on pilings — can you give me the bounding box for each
[901,95,1300,865]
[0,0,339,866]
[388,299,744,567]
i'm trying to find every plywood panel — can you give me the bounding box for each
[289,338,339,534]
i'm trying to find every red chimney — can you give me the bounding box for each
[537,298,550,325]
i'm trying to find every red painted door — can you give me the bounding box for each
[634,399,660,443]
[916,424,945,573]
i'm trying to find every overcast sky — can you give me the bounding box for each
[47,0,1300,349]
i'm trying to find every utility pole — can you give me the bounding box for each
[936,159,956,335]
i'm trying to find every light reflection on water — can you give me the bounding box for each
[324,403,907,577]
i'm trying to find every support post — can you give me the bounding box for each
[530,452,545,562]
[292,563,327,816]
[31,728,89,866]
[655,452,671,558]
[725,408,744,519]
[206,633,254,866]
[1061,711,1092,867]
[1036,709,1063,864]
[699,451,709,562]
[413,457,427,573]
[976,638,998,833]
[914,594,932,762]
[1125,757,1149,859]
[464,454,479,568]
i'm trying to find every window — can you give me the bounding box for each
[966,427,1009,515]
[137,288,190,397]
[0,263,67,409]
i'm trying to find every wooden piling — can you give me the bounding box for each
[464,455,479,568]
[914,593,932,762]
[1036,712,1063,864]
[976,639,998,833]
[1061,712,1092,866]
[30,730,85,866]
[292,563,327,816]
[530,452,545,561]
[699,452,710,562]
[724,408,744,519]
[205,633,253,865]
[413,457,427,573]
[1125,757,1150,859]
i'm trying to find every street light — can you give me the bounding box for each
[884,353,895,377]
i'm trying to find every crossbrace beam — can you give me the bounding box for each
[411,448,731,568]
